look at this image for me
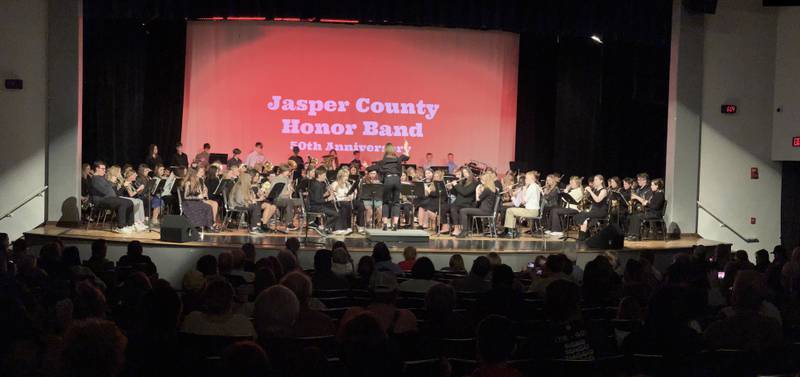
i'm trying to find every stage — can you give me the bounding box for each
[24,225,723,287]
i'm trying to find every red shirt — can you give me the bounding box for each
[398,259,416,272]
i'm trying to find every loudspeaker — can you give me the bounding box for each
[586,224,625,249]
[160,215,199,243]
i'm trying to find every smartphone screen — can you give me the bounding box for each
[717,271,725,280]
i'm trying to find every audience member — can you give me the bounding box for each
[254,285,299,339]
[622,286,703,357]
[528,254,571,295]
[285,237,301,258]
[222,341,270,377]
[581,255,621,306]
[331,246,355,277]
[766,245,788,294]
[240,243,257,272]
[85,239,114,277]
[452,256,492,293]
[59,319,128,377]
[277,250,300,276]
[180,279,255,338]
[117,241,157,276]
[781,246,800,296]
[195,254,218,277]
[539,279,595,360]
[353,256,376,290]
[372,242,402,275]
[340,272,417,335]
[399,257,438,293]
[474,264,524,321]
[422,283,473,338]
[281,271,336,337]
[443,254,467,274]
[341,312,403,377]
[398,246,417,272]
[755,249,770,273]
[470,315,524,377]
[73,280,108,320]
[311,249,349,291]
[229,248,255,283]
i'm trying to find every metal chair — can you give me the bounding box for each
[221,187,248,229]
[300,190,325,237]
[471,195,502,238]
[516,213,545,239]
[641,199,668,240]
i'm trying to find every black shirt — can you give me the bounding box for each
[452,180,479,207]
[228,156,242,167]
[309,180,327,206]
[145,155,163,169]
[367,155,409,176]
[477,187,497,212]
[171,152,189,168]
[589,187,608,212]
[646,190,666,217]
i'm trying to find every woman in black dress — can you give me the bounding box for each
[453,171,498,238]
[441,167,478,235]
[181,169,215,231]
[574,174,609,241]
[366,141,411,231]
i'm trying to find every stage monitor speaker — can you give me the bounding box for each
[160,215,200,243]
[586,224,625,249]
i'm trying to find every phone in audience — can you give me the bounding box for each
[717,271,725,280]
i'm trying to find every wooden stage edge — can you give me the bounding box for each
[25,225,724,255]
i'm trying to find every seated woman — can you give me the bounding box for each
[626,178,665,241]
[181,169,216,232]
[417,169,444,230]
[442,167,478,235]
[330,168,355,234]
[359,170,383,228]
[453,171,498,238]
[573,174,609,241]
[195,166,220,227]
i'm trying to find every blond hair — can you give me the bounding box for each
[384,143,395,157]
[481,172,497,192]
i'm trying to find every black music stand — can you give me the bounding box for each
[143,178,161,230]
[433,180,447,232]
[361,184,384,229]
[262,182,287,234]
[209,153,228,165]
[558,192,580,241]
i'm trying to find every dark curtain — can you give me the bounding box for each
[515,36,669,179]
[82,19,186,166]
[781,162,800,249]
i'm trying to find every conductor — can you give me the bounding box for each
[367,140,411,231]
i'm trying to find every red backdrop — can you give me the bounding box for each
[182,22,518,169]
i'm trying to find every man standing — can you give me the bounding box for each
[194,143,211,168]
[244,142,266,167]
[350,151,363,171]
[447,153,457,174]
[423,152,434,171]
[172,143,189,168]
[228,148,242,168]
[89,161,135,233]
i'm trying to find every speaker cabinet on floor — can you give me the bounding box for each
[160,215,199,243]
[586,224,625,249]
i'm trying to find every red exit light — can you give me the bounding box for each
[793,136,800,147]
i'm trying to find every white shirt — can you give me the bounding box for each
[523,183,541,210]
[244,151,266,167]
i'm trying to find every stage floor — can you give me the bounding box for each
[26,224,722,255]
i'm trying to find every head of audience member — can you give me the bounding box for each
[372,242,392,263]
[217,251,233,275]
[623,259,645,284]
[772,245,788,262]
[545,279,581,322]
[735,250,751,265]
[731,270,767,313]
[285,237,300,257]
[341,312,400,377]
[425,283,457,321]
[60,319,127,377]
[617,296,643,321]
[357,256,375,280]
[410,257,435,280]
[141,280,182,334]
[476,315,516,367]
[755,249,770,269]
[254,285,299,339]
[281,271,313,309]
[182,270,207,294]
[39,242,61,264]
[470,256,491,279]
[370,271,400,304]
[448,254,466,273]
[544,254,565,276]
[402,246,417,262]
[202,279,235,316]
[62,246,82,268]
[332,247,352,266]
[241,243,255,262]
[313,249,333,274]
[491,264,515,290]
[127,241,143,257]
[222,341,269,377]
[644,286,692,333]
[264,256,284,280]
[277,250,299,274]
[73,281,108,320]
[90,239,107,261]
[196,254,218,276]
[230,248,247,271]
[253,267,277,298]
[487,252,502,266]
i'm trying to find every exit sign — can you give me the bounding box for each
[793,136,800,147]
[721,104,737,114]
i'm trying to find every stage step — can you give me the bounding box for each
[365,229,430,243]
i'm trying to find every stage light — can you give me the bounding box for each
[197,17,224,21]
[227,17,266,21]
[320,18,359,24]
[591,34,603,44]
[274,17,302,22]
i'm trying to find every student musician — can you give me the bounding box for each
[89,161,135,233]
[228,148,243,168]
[441,166,478,235]
[417,169,441,230]
[330,168,355,234]
[452,171,498,238]
[195,167,220,226]
[359,170,383,229]
[573,175,609,241]
[607,176,629,226]
[144,144,163,170]
[630,173,652,213]
[399,171,415,228]
[194,143,211,168]
[502,171,542,238]
[120,169,148,231]
[270,164,301,231]
[172,142,189,168]
[626,178,666,241]
[288,146,305,181]
[308,167,339,234]
[546,176,584,237]
[366,141,411,231]
[181,169,216,232]
[541,174,561,213]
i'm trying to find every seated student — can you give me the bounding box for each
[270,164,302,230]
[181,169,216,231]
[308,167,339,234]
[469,315,524,377]
[537,279,596,361]
[626,178,666,241]
[89,161,135,233]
